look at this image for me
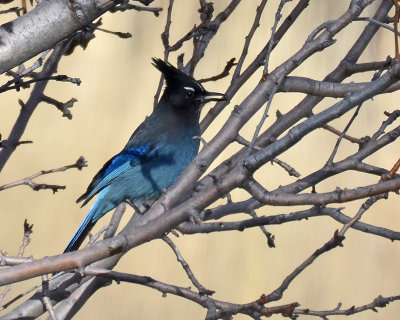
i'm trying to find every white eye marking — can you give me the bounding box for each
[184,86,195,92]
[184,86,195,97]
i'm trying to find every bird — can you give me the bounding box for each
[64,58,226,253]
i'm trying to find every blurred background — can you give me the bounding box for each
[1,1,400,319]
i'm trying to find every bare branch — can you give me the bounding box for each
[0,41,70,172]
[0,156,87,193]
[198,58,236,83]
[110,3,162,16]
[201,0,310,131]
[0,0,124,74]
[41,275,57,320]
[41,96,77,120]
[326,103,363,165]
[0,74,81,94]
[162,235,214,295]
[264,204,371,303]
[322,124,368,145]
[248,210,275,248]
[3,0,400,318]
[0,7,23,16]
[244,177,400,206]
[233,0,268,78]
[295,295,400,317]
[279,75,400,97]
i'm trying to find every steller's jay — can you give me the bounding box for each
[64,58,226,253]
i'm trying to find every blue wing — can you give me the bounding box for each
[77,143,159,206]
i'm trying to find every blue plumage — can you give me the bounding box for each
[64,58,225,253]
[104,145,153,177]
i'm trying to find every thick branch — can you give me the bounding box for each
[0,0,143,74]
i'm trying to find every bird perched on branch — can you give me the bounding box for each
[64,58,226,253]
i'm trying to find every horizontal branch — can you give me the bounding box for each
[245,177,400,206]
[178,205,400,241]
[83,267,299,319]
[279,76,400,97]
[294,294,400,317]
[0,74,81,94]
[0,156,87,193]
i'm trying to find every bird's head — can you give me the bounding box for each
[152,58,226,110]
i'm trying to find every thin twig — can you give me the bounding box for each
[111,3,162,16]
[322,124,367,145]
[262,0,289,75]
[162,235,214,295]
[234,0,268,78]
[5,49,51,81]
[0,287,11,307]
[103,203,126,240]
[248,80,280,151]
[192,0,242,70]
[248,210,275,248]
[200,0,310,131]
[246,0,291,152]
[236,135,300,177]
[18,220,33,257]
[248,0,289,150]
[0,74,81,94]
[41,275,58,320]
[354,16,400,36]
[389,157,400,176]
[326,103,363,165]
[294,295,400,318]
[264,197,379,303]
[198,58,236,83]
[394,0,399,59]
[41,96,77,119]
[0,137,33,149]
[0,156,87,193]
[88,226,109,246]
[95,27,132,39]
[370,110,400,141]
[153,0,174,108]
[0,7,23,15]
[0,220,33,309]
[270,158,300,177]
[0,40,73,172]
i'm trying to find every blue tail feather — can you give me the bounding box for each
[64,187,115,253]
[64,208,96,253]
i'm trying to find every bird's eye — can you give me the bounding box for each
[184,87,195,98]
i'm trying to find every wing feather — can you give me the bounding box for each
[77,143,159,206]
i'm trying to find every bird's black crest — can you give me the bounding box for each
[151,58,180,77]
[151,58,204,92]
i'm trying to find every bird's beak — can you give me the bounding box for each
[199,91,227,103]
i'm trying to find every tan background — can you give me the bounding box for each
[1,1,400,319]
